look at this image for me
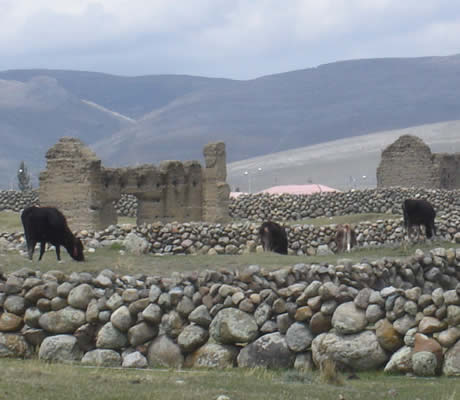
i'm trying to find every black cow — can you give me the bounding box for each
[402,199,436,240]
[21,206,84,262]
[335,224,357,253]
[258,221,288,255]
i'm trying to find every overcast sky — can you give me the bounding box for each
[2,0,460,80]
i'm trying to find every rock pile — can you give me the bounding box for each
[1,248,460,376]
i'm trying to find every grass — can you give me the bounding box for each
[0,211,456,277]
[1,213,459,398]
[0,358,458,400]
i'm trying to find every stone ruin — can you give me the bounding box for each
[376,134,460,189]
[39,137,230,231]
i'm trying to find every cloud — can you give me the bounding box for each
[1,0,460,79]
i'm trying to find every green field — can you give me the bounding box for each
[0,358,458,400]
[0,210,454,277]
[1,212,460,398]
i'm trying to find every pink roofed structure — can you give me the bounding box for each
[258,184,340,195]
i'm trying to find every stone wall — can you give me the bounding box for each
[1,247,460,376]
[377,135,460,189]
[38,138,230,231]
[2,187,459,222]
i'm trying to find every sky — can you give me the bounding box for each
[1,0,460,80]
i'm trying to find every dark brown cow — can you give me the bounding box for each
[402,199,436,240]
[21,206,84,262]
[258,221,288,255]
[335,223,357,252]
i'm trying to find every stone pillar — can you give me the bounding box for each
[39,137,118,232]
[184,161,203,221]
[202,142,230,223]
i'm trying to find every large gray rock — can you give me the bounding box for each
[123,233,150,255]
[177,324,209,353]
[185,343,239,369]
[312,331,388,371]
[38,334,83,362]
[147,335,184,368]
[128,322,158,346]
[443,340,460,376]
[210,308,258,344]
[331,302,367,334]
[96,322,128,349]
[38,307,86,333]
[237,332,295,369]
[4,295,26,315]
[81,349,121,367]
[142,303,162,325]
[110,306,133,332]
[188,304,212,327]
[384,346,413,374]
[412,351,437,377]
[122,351,148,368]
[285,322,313,352]
[68,284,94,310]
[0,333,33,358]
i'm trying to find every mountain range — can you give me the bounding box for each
[1,54,460,189]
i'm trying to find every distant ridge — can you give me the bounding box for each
[227,120,460,192]
[2,54,460,188]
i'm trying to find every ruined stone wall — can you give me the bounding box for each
[202,142,230,223]
[38,138,229,231]
[39,138,118,232]
[377,135,460,189]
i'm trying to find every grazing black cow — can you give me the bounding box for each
[335,223,357,253]
[21,206,84,262]
[402,199,436,240]
[258,221,288,255]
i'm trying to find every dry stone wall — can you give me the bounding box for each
[2,248,460,376]
[2,187,459,221]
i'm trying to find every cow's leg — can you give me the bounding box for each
[55,245,62,262]
[38,242,46,261]
[27,240,37,260]
[346,229,351,252]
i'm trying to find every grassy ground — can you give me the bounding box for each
[1,213,460,398]
[0,211,455,277]
[0,358,458,400]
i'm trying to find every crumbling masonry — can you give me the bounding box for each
[376,135,460,189]
[39,138,230,231]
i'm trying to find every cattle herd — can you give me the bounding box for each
[20,198,436,261]
[257,198,437,255]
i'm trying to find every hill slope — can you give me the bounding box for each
[93,55,460,166]
[2,54,460,188]
[227,120,460,192]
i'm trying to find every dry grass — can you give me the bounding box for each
[0,210,456,277]
[0,358,459,400]
[319,359,344,386]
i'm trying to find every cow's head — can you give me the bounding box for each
[72,238,85,261]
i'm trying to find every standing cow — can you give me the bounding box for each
[402,199,436,241]
[21,206,85,262]
[258,221,288,255]
[335,223,357,252]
